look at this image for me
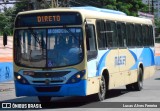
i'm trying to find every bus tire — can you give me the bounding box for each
[38,96,52,102]
[94,74,107,101]
[126,83,135,91]
[133,68,143,91]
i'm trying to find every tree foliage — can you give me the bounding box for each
[98,0,148,16]
[0,0,28,35]
[0,7,15,35]
[155,18,160,37]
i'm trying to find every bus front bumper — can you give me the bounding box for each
[14,80,87,97]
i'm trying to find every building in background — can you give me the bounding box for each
[142,0,160,18]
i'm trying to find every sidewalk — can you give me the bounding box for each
[0,80,14,92]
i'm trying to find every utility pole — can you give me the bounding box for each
[152,0,154,15]
[148,0,150,13]
[51,0,58,8]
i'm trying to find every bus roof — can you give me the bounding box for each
[17,7,153,25]
[70,6,127,15]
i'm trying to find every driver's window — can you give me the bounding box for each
[86,24,97,60]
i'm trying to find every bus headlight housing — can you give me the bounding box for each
[67,70,86,84]
[14,72,29,85]
[23,71,34,76]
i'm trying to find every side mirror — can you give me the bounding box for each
[3,33,7,46]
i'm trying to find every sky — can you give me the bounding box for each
[0,1,14,12]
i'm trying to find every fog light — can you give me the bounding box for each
[76,74,81,78]
[22,80,26,84]
[71,79,75,83]
[17,75,21,80]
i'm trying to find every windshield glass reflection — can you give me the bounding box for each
[47,28,83,67]
[14,28,83,68]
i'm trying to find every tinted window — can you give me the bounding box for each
[135,24,142,46]
[86,24,97,60]
[96,20,106,49]
[106,21,118,47]
[117,22,125,47]
[126,24,135,46]
[149,26,154,46]
[142,25,147,46]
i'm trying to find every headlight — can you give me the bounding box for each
[67,70,85,84]
[14,72,29,84]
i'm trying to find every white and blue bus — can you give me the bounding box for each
[13,7,155,102]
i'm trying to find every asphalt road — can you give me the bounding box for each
[0,69,160,111]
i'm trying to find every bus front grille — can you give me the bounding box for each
[30,71,70,78]
[32,80,63,83]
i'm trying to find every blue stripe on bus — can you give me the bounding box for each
[0,62,13,83]
[128,50,137,61]
[96,50,110,76]
[130,48,155,70]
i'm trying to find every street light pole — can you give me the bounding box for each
[51,0,53,7]
[152,0,154,14]
[51,0,58,7]
[148,0,150,13]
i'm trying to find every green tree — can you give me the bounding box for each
[117,0,148,16]
[14,0,28,14]
[99,0,117,10]
[98,0,148,16]
[0,7,15,35]
[155,18,160,37]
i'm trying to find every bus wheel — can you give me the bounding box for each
[96,74,107,101]
[133,68,143,91]
[38,96,52,102]
[126,83,135,91]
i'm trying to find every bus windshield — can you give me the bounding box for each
[14,27,83,68]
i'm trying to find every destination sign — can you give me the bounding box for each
[15,12,82,27]
[37,15,61,23]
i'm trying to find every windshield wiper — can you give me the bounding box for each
[28,28,41,46]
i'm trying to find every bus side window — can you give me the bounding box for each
[122,23,126,47]
[142,25,147,46]
[106,21,117,47]
[139,25,143,46]
[85,24,97,60]
[135,24,138,46]
[149,26,154,46]
[145,25,150,46]
[117,22,125,47]
[106,22,112,47]
[96,20,106,49]
[127,24,135,47]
